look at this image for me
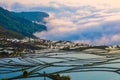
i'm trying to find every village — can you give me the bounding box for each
[0,37,90,57]
[1,37,120,58]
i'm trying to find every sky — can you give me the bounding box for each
[0,0,120,45]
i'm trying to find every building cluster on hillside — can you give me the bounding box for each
[3,37,90,48]
[34,38,89,49]
[0,37,90,55]
[106,45,120,50]
[0,38,28,55]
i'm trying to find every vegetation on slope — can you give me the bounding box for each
[13,12,49,23]
[0,7,47,38]
[0,26,24,39]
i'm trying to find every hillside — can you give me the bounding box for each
[0,26,24,39]
[0,7,47,38]
[13,12,49,24]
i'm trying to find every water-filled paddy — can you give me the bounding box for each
[1,51,120,80]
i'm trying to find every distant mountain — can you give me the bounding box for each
[0,7,48,38]
[13,12,49,24]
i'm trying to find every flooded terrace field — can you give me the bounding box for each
[1,49,120,80]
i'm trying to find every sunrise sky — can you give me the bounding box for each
[0,0,120,45]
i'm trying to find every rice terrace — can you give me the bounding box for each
[1,47,120,80]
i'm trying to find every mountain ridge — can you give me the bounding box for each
[0,7,48,39]
[13,11,49,24]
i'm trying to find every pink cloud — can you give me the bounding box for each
[1,0,120,45]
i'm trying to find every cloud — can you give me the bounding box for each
[32,2,120,45]
[1,0,120,11]
[94,34,120,45]
[1,0,120,45]
[34,16,120,45]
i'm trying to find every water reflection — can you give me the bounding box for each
[0,51,120,80]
